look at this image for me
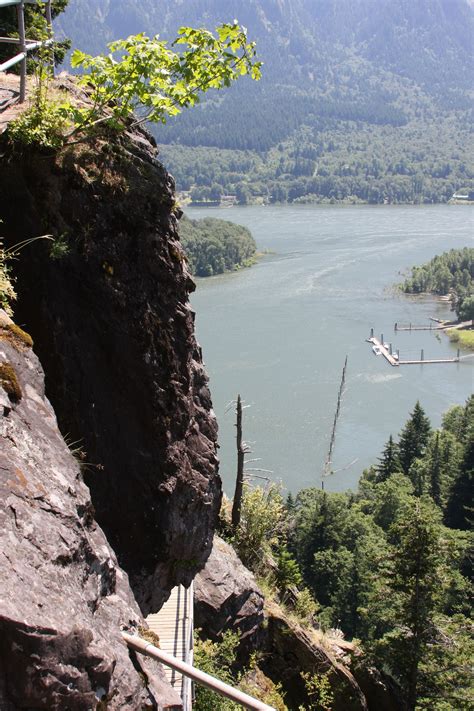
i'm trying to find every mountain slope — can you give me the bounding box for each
[56,0,474,203]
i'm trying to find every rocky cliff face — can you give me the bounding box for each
[0,122,221,612]
[194,536,265,646]
[0,311,182,710]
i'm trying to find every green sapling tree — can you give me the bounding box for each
[8,21,261,148]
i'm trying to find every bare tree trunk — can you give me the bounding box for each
[322,356,348,487]
[232,394,245,528]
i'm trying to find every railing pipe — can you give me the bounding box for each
[45,0,54,77]
[16,0,26,101]
[122,632,276,711]
[182,581,194,711]
[0,39,53,73]
[0,0,45,7]
[25,37,53,51]
[0,36,47,44]
[0,51,26,72]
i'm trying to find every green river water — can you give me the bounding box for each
[187,204,473,495]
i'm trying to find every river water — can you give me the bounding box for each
[186,204,473,495]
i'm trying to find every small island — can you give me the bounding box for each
[401,247,474,348]
[179,215,257,277]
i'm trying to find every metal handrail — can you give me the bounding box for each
[181,580,194,711]
[0,1,46,9]
[0,0,54,101]
[122,631,276,711]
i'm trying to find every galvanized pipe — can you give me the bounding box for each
[0,38,53,48]
[0,51,26,72]
[16,0,26,101]
[122,632,276,711]
[45,0,54,77]
[0,0,43,7]
[25,38,53,51]
[0,39,53,72]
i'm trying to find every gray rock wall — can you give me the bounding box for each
[194,536,265,645]
[0,316,182,709]
[0,119,221,612]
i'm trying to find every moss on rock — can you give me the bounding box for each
[1,323,34,349]
[0,362,22,402]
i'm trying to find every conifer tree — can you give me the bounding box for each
[375,434,402,483]
[398,402,431,478]
[286,492,296,512]
[445,397,474,529]
[371,499,443,710]
[429,433,442,506]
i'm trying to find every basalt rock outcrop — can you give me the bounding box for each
[194,536,265,646]
[263,604,400,710]
[0,111,221,612]
[0,312,182,710]
[263,603,368,711]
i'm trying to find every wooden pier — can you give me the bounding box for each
[394,319,472,332]
[368,337,400,366]
[367,336,460,367]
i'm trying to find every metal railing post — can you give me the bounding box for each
[182,581,194,711]
[45,0,54,77]
[16,0,26,102]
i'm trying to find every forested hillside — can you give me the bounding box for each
[227,398,474,709]
[58,0,474,204]
[287,398,474,708]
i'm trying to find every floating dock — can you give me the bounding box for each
[367,336,460,367]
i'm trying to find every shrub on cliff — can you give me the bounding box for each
[0,242,16,316]
[8,22,261,149]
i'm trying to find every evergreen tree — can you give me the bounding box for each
[375,434,402,483]
[442,404,465,440]
[370,499,444,710]
[371,473,414,530]
[429,433,442,505]
[401,429,461,502]
[445,397,474,529]
[285,492,296,512]
[416,613,474,710]
[408,458,428,497]
[275,547,303,592]
[398,402,431,479]
[461,395,474,467]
